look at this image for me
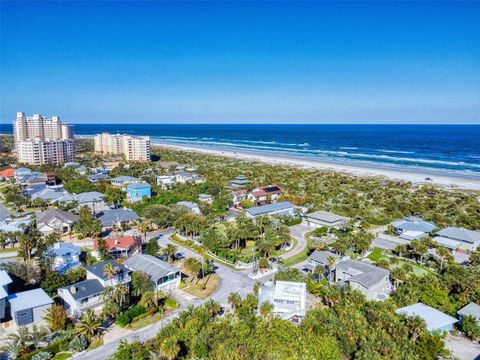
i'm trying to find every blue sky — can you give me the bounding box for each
[1,1,479,124]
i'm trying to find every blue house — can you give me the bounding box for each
[126,182,151,202]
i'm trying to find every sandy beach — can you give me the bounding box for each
[152,141,480,191]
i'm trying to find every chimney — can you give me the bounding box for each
[70,286,77,294]
[115,239,119,245]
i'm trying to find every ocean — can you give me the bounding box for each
[3,123,480,179]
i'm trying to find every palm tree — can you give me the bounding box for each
[259,301,274,321]
[160,336,180,360]
[74,309,103,341]
[0,338,22,359]
[204,299,221,317]
[165,243,177,263]
[29,325,49,348]
[326,256,336,284]
[137,219,153,241]
[103,262,119,279]
[228,292,242,311]
[103,284,129,310]
[140,290,157,314]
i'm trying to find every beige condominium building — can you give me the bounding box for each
[13,112,75,165]
[94,133,151,162]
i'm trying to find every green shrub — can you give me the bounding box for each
[131,312,148,322]
[68,336,88,352]
[115,313,131,326]
[31,352,52,360]
[285,217,302,226]
[87,337,103,350]
[21,342,65,360]
[125,304,146,319]
[52,354,72,360]
[178,281,187,289]
[164,298,177,309]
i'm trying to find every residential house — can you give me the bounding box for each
[390,216,436,240]
[48,242,81,273]
[457,302,480,325]
[110,176,142,190]
[31,187,67,202]
[87,173,110,183]
[0,168,14,181]
[245,201,295,218]
[0,270,13,321]
[0,218,32,233]
[95,236,142,258]
[226,175,251,189]
[85,260,131,287]
[396,303,458,333]
[231,189,248,208]
[124,254,181,292]
[0,202,11,222]
[56,191,107,212]
[7,289,53,327]
[305,210,347,229]
[156,174,176,189]
[175,171,206,184]
[176,201,201,215]
[58,279,105,317]
[433,227,480,252]
[258,281,307,323]
[96,208,139,228]
[306,250,341,272]
[126,182,151,202]
[35,209,79,235]
[75,165,88,175]
[247,185,282,205]
[198,194,213,204]
[335,259,392,301]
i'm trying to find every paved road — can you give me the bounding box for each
[280,223,313,260]
[75,231,255,360]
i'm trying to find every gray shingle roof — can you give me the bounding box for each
[36,209,79,226]
[124,254,179,283]
[31,188,65,201]
[88,173,110,182]
[337,259,390,289]
[84,260,130,281]
[111,176,140,182]
[306,210,346,223]
[97,209,139,227]
[61,279,104,301]
[436,227,480,244]
[457,302,480,321]
[245,201,294,216]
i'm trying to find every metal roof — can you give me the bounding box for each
[391,217,437,233]
[396,303,458,332]
[124,254,179,283]
[245,201,294,216]
[127,182,151,189]
[457,302,480,321]
[8,288,53,311]
[0,270,13,287]
[305,210,345,223]
[436,227,480,244]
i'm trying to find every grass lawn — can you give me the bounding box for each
[127,311,164,331]
[367,247,386,262]
[0,247,17,254]
[282,246,310,267]
[389,260,434,277]
[182,273,220,298]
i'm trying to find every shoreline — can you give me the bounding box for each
[151,141,480,191]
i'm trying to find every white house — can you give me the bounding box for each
[198,194,213,204]
[35,209,79,235]
[258,281,307,323]
[304,210,347,229]
[433,227,480,252]
[175,171,206,184]
[247,185,282,205]
[124,254,181,292]
[58,279,105,317]
[390,216,437,240]
[156,174,176,189]
[176,201,201,215]
[110,176,142,189]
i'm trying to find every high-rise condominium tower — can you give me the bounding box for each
[13,112,75,165]
[94,133,151,162]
